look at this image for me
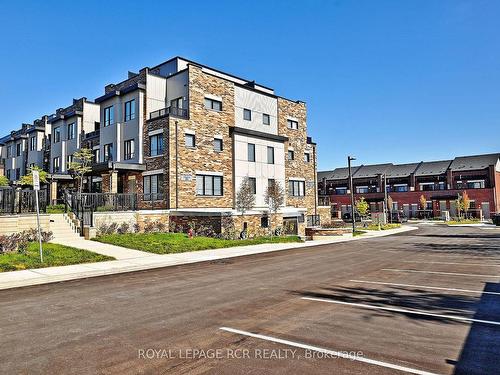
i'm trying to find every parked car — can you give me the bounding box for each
[390,211,408,223]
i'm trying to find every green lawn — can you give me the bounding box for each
[447,219,482,225]
[94,232,302,254]
[0,242,114,272]
[364,223,402,231]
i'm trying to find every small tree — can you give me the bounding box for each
[20,166,48,187]
[387,195,394,223]
[459,191,471,219]
[419,194,427,211]
[68,148,93,195]
[355,197,369,218]
[265,180,285,235]
[0,175,9,187]
[235,176,255,219]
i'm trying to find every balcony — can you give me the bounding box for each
[149,106,188,120]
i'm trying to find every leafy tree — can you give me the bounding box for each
[419,194,427,211]
[458,191,471,219]
[0,175,9,187]
[355,197,369,218]
[236,176,255,218]
[68,148,93,195]
[265,180,285,235]
[20,166,48,187]
[387,195,393,212]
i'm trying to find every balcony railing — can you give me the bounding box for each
[149,106,188,120]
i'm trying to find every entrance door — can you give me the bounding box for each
[283,218,298,235]
[128,177,136,194]
[449,201,457,217]
[481,202,490,219]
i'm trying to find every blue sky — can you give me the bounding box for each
[0,0,498,170]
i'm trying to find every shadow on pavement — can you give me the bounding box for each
[292,285,481,325]
[454,282,500,375]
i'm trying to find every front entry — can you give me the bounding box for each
[283,218,298,235]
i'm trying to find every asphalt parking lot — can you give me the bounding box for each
[1,224,500,374]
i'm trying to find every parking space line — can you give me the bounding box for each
[382,269,500,278]
[301,297,500,326]
[220,327,439,375]
[349,280,500,296]
[402,261,500,267]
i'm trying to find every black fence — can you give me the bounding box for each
[76,193,137,212]
[307,214,321,227]
[0,188,47,215]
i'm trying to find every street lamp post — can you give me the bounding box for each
[348,156,356,235]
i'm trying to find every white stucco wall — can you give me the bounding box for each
[234,133,285,208]
[234,86,278,135]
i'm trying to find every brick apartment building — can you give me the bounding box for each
[318,153,500,220]
[0,56,318,236]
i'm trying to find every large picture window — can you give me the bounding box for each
[196,174,223,196]
[143,174,164,201]
[67,122,75,140]
[53,127,61,143]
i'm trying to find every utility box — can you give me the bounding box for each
[371,212,387,225]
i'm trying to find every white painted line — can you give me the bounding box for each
[402,261,500,267]
[382,269,500,278]
[349,280,500,296]
[301,297,500,326]
[220,327,439,375]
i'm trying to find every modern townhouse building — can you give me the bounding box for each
[47,98,100,200]
[318,153,500,220]
[86,56,318,235]
[0,57,318,235]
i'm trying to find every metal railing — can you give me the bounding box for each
[307,214,321,227]
[0,188,48,215]
[77,193,137,212]
[149,106,188,120]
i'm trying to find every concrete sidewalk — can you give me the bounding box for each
[0,226,417,291]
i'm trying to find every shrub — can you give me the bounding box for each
[46,204,66,214]
[117,222,130,234]
[0,229,53,254]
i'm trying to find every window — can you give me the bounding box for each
[67,122,75,140]
[124,139,134,160]
[335,187,347,195]
[214,138,223,152]
[93,149,100,163]
[261,216,269,228]
[289,180,305,196]
[466,180,485,189]
[104,143,113,162]
[204,97,222,111]
[149,134,164,156]
[288,150,295,160]
[425,201,433,210]
[304,153,310,162]
[356,186,369,194]
[16,143,21,157]
[171,97,183,108]
[30,137,36,151]
[143,174,164,201]
[104,106,114,126]
[248,143,255,162]
[267,146,274,164]
[124,99,136,121]
[248,177,257,194]
[243,108,252,121]
[263,113,270,125]
[53,157,60,173]
[66,154,73,167]
[394,184,408,192]
[6,170,10,180]
[185,134,196,148]
[268,178,275,188]
[53,127,61,143]
[6,146,11,158]
[15,168,20,180]
[287,119,299,130]
[196,174,223,196]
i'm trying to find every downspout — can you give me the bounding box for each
[175,120,179,209]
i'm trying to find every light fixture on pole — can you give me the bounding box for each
[347,156,356,236]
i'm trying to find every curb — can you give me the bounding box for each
[0,226,418,291]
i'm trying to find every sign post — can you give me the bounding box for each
[33,170,43,262]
